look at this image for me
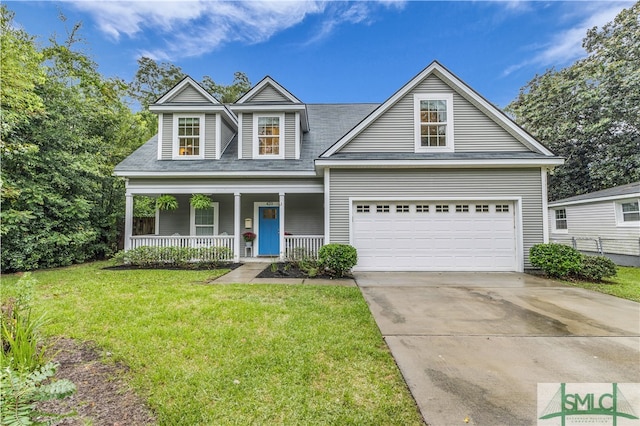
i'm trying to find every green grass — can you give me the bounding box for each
[562,266,640,302]
[1,262,423,425]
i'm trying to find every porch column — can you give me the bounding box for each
[279,192,285,260]
[124,193,133,251]
[234,192,241,263]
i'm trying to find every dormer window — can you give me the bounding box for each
[253,113,285,159]
[414,93,454,153]
[174,114,205,159]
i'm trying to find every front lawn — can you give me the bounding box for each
[1,262,423,425]
[562,266,640,302]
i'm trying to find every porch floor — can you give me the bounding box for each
[214,262,355,286]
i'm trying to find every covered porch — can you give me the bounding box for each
[123,179,325,262]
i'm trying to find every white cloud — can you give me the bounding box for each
[502,1,634,76]
[69,0,404,60]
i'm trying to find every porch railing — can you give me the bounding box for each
[284,235,324,260]
[129,235,235,261]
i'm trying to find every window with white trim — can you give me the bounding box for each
[190,202,219,236]
[414,93,454,152]
[619,200,640,223]
[554,209,568,231]
[254,114,284,159]
[174,114,205,159]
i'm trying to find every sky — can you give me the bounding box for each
[6,0,635,108]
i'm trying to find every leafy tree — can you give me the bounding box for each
[1,10,148,272]
[129,57,185,109]
[507,3,639,201]
[201,71,252,103]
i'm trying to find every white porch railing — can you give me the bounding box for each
[129,235,235,261]
[284,235,324,260]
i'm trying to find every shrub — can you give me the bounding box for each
[529,243,583,278]
[112,246,233,268]
[318,244,358,278]
[577,256,617,282]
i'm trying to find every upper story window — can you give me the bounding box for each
[253,114,285,159]
[414,93,454,153]
[173,114,204,159]
[554,209,568,231]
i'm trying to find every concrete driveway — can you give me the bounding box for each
[355,272,640,425]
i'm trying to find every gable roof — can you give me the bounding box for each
[236,76,302,104]
[153,76,220,105]
[149,76,238,127]
[321,61,554,158]
[549,181,640,207]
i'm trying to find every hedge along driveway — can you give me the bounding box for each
[0,262,423,425]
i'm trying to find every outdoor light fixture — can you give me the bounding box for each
[244,218,252,229]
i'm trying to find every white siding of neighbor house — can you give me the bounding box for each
[340,74,530,153]
[329,168,543,268]
[549,199,640,256]
[157,193,322,237]
[161,113,173,160]
[167,85,210,103]
[247,85,291,103]
[204,114,216,159]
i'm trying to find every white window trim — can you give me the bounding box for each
[173,113,205,160]
[414,93,454,153]
[189,202,219,236]
[552,208,569,233]
[253,113,285,159]
[614,199,640,227]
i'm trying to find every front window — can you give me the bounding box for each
[554,209,568,230]
[174,114,204,159]
[414,94,454,152]
[621,201,640,222]
[256,115,282,157]
[190,202,219,236]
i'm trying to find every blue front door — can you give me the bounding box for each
[258,206,279,256]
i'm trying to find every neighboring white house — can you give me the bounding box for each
[115,61,565,271]
[548,182,640,266]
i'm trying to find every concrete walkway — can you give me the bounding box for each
[355,272,640,425]
[213,261,356,286]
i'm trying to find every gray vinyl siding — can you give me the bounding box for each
[158,195,190,235]
[340,74,529,153]
[329,168,543,268]
[284,194,323,234]
[221,118,235,152]
[161,113,173,160]
[204,114,216,159]
[168,85,209,103]
[242,113,253,159]
[285,113,296,159]
[248,85,290,102]
[549,199,640,256]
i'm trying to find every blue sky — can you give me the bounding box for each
[7,1,634,107]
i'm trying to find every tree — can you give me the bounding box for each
[129,57,185,110]
[506,3,640,201]
[1,10,148,272]
[201,71,252,103]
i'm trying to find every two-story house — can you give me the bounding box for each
[114,61,564,271]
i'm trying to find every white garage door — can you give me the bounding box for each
[352,201,517,271]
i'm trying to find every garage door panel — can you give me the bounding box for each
[352,200,517,271]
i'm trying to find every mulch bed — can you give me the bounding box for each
[37,338,155,425]
[255,262,351,280]
[103,263,242,271]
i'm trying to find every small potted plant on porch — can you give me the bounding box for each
[242,232,256,247]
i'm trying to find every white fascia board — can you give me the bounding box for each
[149,105,238,127]
[314,158,565,171]
[114,170,318,178]
[126,182,324,196]
[229,104,306,112]
[155,76,220,104]
[236,76,302,104]
[548,193,640,208]
[322,61,554,158]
